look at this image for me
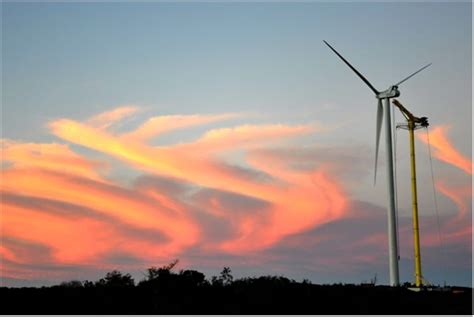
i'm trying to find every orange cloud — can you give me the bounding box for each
[1,169,200,256]
[435,180,471,226]
[123,113,240,141]
[2,203,114,263]
[87,105,139,130]
[48,118,310,202]
[180,124,314,154]
[0,245,21,264]
[1,139,105,180]
[418,125,472,174]
[219,169,348,252]
[2,107,351,281]
[48,109,347,249]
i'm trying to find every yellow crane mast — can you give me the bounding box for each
[392,99,429,287]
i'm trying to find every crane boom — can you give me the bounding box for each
[392,99,428,287]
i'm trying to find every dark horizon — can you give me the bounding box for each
[1,263,472,314]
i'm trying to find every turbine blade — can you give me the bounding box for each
[395,63,432,86]
[323,40,379,95]
[374,99,383,186]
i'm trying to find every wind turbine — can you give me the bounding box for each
[323,40,431,286]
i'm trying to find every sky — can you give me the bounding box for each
[1,1,472,287]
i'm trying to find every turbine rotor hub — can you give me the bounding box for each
[377,86,400,99]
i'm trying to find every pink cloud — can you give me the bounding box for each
[418,125,472,174]
[0,106,353,281]
[9,107,470,284]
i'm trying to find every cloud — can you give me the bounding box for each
[418,125,472,174]
[415,125,471,256]
[1,237,54,266]
[5,106,411,286]
[1,150,204,274]
[87,105,139,130]
[435,180,471,227]
[247,144,372,181]
[177,124,314,154]
[2,203,116,263]
[1,139,105,180]
[30,108,349,254]
[3,106,470,286]
[123,113,241,141]
[256,199,471,284]
[2,191,169,244]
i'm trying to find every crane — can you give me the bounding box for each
[392,99,429,287]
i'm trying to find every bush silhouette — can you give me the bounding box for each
[179,269,208,287]
[0,262,471,315]
[96,270,134,287]
[142,259,179,281]
[59,280,83,288]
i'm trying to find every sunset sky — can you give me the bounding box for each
[1,2,472,287]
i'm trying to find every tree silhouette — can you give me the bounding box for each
[179,269,207,287]
[1,262,471,315]
[83,280,94,288]
[59,280,83,288]
[96,270,134,287]
[212,267,233,287]
[144,259,179,281]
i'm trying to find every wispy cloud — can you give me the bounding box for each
[418,125,472,174]
[47,108,347,252]
[1,139,106,180]
[1,108,471,284]
[2,106,349,276]
[435,180,471,227]
[87,105,140,131]
[123,113,241,141]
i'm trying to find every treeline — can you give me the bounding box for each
[1,261,472,314]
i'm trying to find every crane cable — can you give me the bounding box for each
[425,126,447,285]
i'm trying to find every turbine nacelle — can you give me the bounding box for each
[377,86,400,99]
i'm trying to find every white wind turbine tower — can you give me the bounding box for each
[324,41,431,286]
